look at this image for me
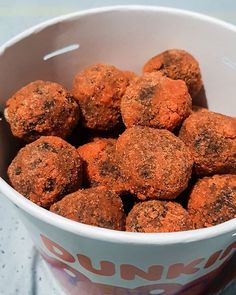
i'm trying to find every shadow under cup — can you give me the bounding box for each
[0,6,236,295]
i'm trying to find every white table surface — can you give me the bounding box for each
[0,1,236,294]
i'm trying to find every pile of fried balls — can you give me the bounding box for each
[5,49,236,232]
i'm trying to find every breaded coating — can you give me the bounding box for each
[50,186,126,230]
[126,200,193,232]
[143,49,202,97]
[188,175,236,228]
[116,126,193,200]
[8,136,82,208]
[179,111,236,176]
[77,138,125,191]
[72,64,130,131]
[4,80,79,142]
[121,72,191,131]
[123,70,137,81]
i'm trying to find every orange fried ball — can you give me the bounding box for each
[116,126,193,200]
[179,111,236,176]
[72,64,130,131]
[121,72,191,131]
[4,80,79,142]
[50,186,126,230]
[8,136,82,208]
[187,175,236,228]
[143,49,202,97]
[126,200,193,232]
[77,138,125,191]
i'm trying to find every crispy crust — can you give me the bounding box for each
[121,72,192,131]
[143,49,202,97]
[77,138,127,192]
[179,111,236,176]
[50,186,126,230]
[126,200,193,232]
[8,136,82,208]
[116,126,193,200]
[4,80,79,142]
[187,175,236,228]
[72,64,130,130]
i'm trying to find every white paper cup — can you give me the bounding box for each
[0,6,236,295]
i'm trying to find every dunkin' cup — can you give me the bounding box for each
[0,6,236,295]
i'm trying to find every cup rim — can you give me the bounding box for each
[1,5,236,244]
[2,4,236,53]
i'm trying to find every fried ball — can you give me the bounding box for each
[121,72,191,131]
[143,49,202,97]
[179,111,236,176]
[123,70,137,82]
[72,64,130,131]
[126,200,193,232]
[116,126,193,200]
[77,138,125,192]
[4,80,79,142]
[187,175,236,228]
[50,186,126,230]
[8,136,82,208]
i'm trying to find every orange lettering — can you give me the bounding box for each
[40,234,75,263]
[167,258,204,279]
[204,250,222,268]
[77,254,115,276]
[120,264,163,281]
[220,241,236,260]
[40,251,90,283]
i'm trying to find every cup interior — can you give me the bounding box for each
[0,6,236,238]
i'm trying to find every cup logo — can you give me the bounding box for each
[39,234,236,295]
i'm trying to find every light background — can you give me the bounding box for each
[2,0,236,45]
[0,1,236,294]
